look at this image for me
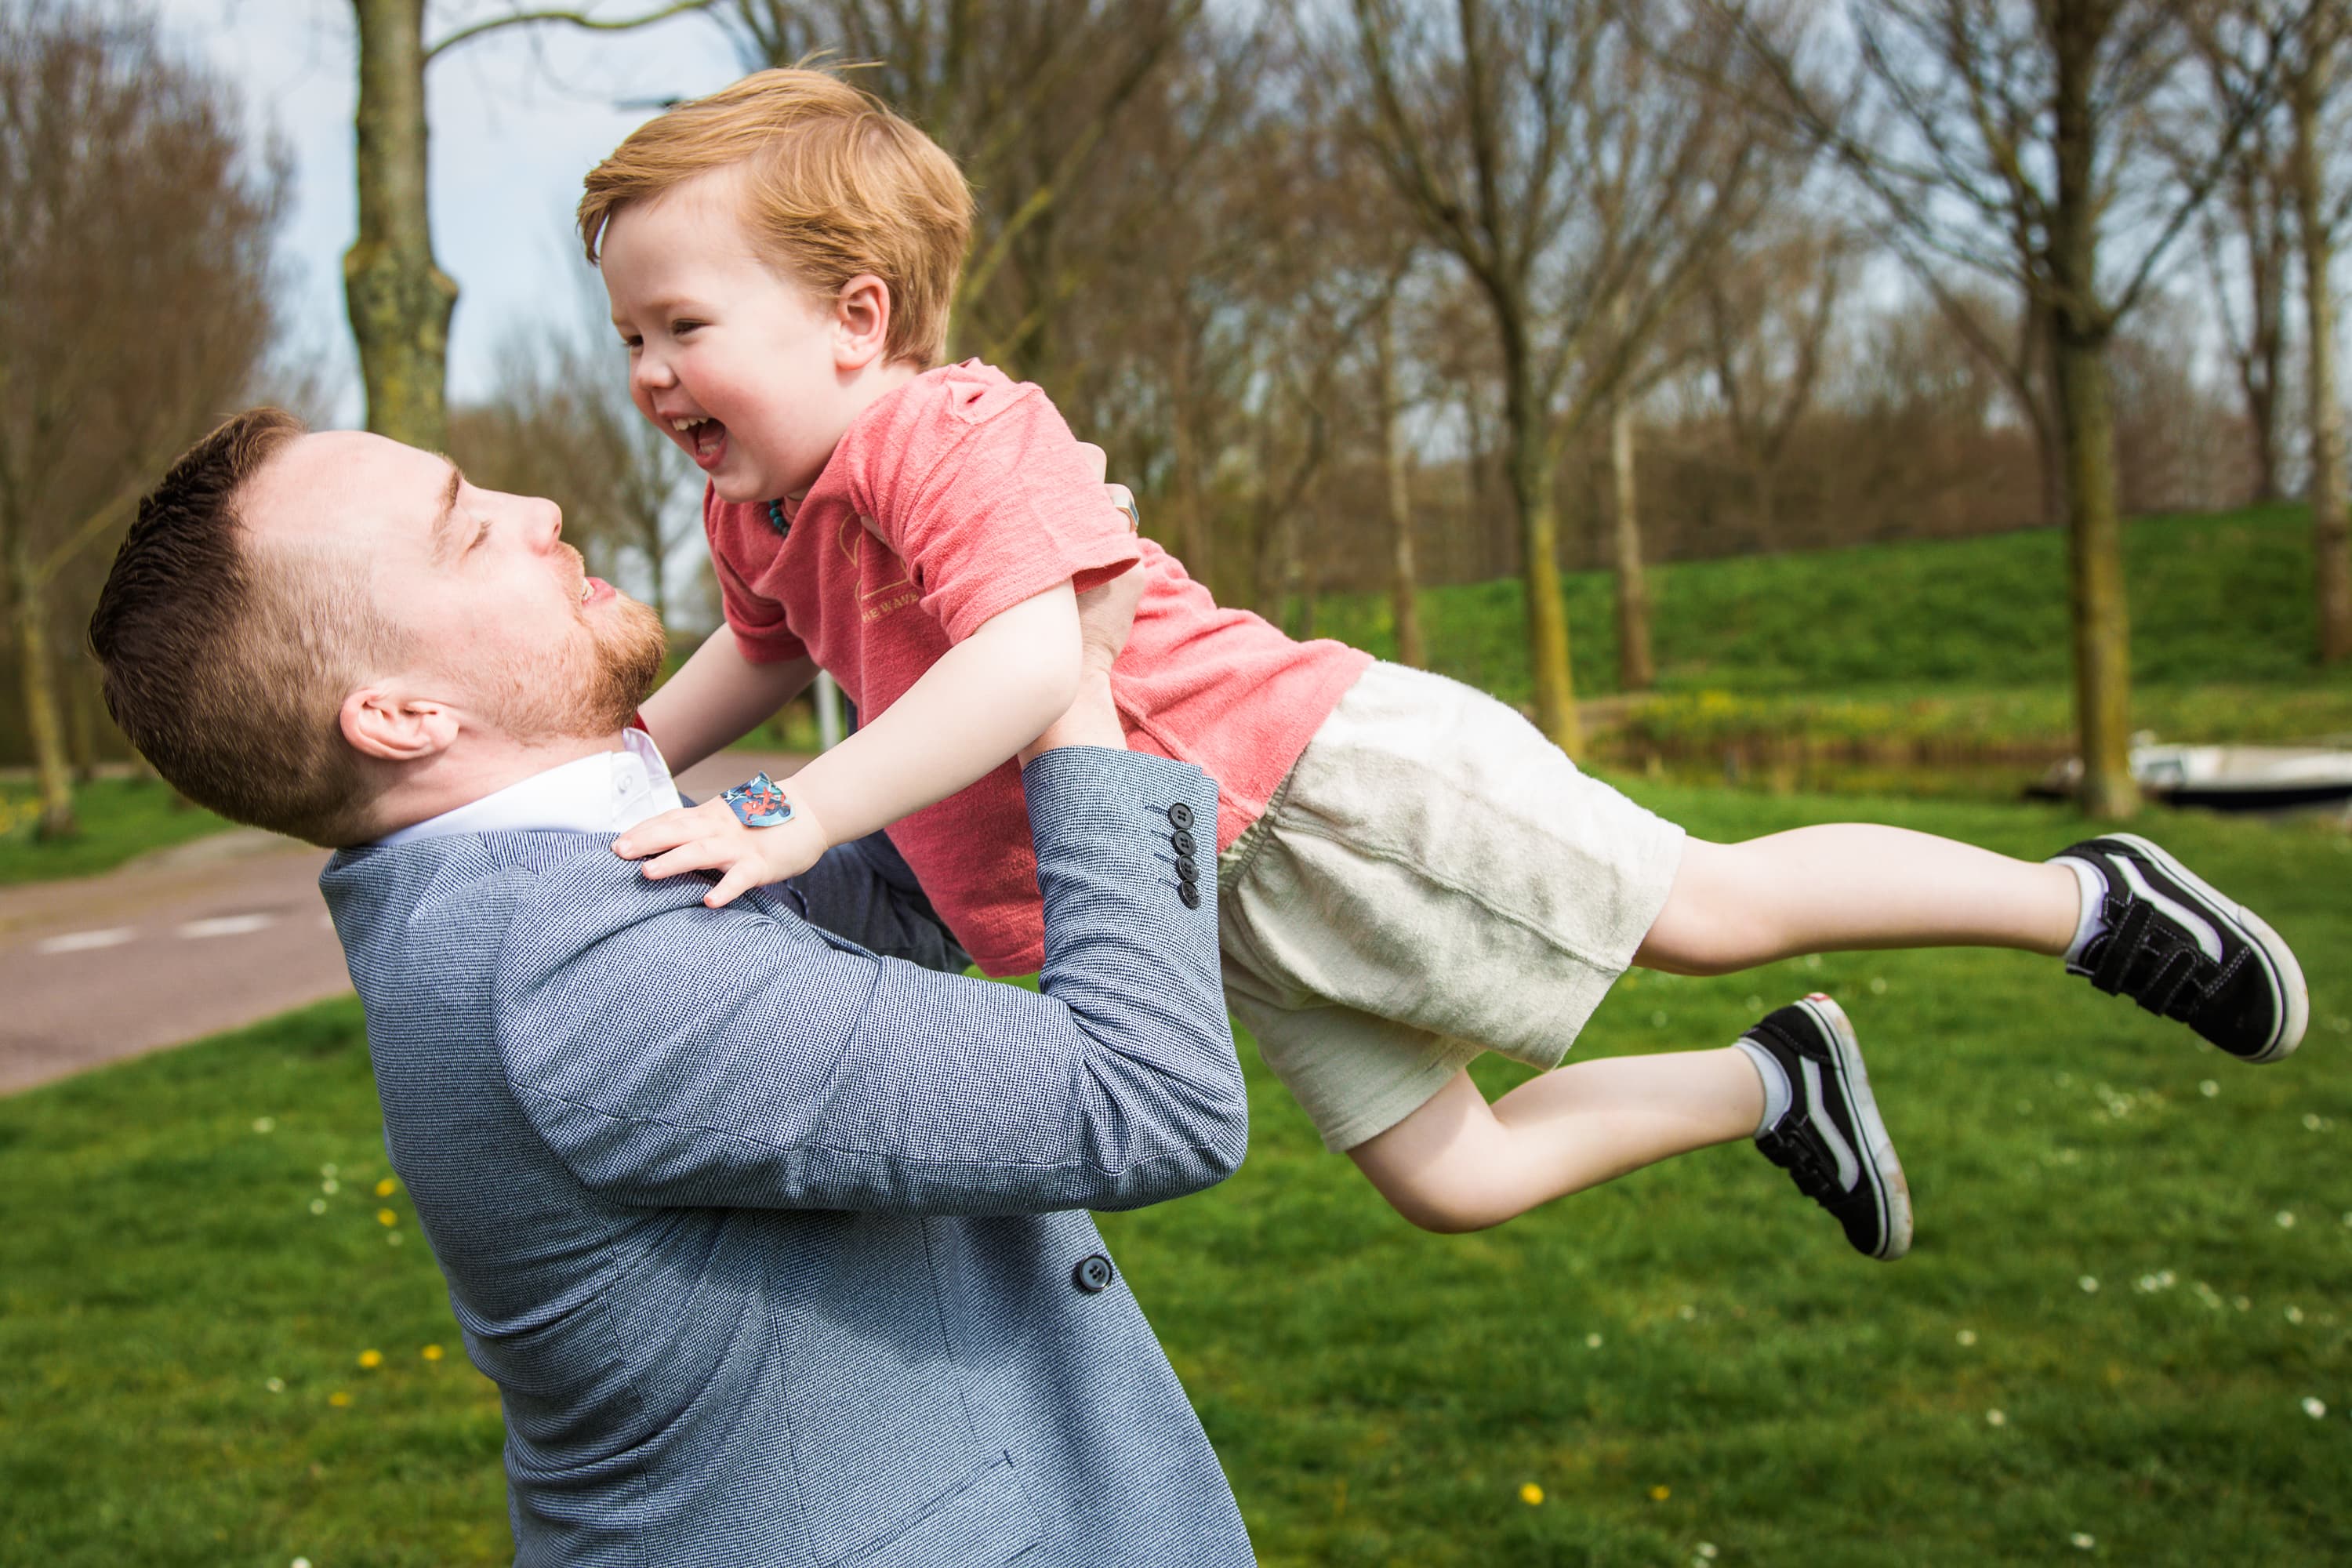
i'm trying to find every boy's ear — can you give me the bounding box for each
[339,686,459,764]
[832,274,892,371]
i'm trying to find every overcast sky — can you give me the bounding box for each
[157,1,747,423]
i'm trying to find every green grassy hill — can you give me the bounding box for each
[1301,504,2352,795]
[1313,503,2345,700]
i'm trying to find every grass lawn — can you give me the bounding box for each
[0,776,234,887]
[3,783,2345,1566]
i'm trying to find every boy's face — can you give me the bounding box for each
[601,167,859,505]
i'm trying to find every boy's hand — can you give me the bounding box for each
[613,795,830,908]
[1073,560,1144,680]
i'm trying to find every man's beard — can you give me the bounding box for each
[477,596,668,745]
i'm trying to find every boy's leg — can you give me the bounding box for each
[1637,826,2307,1063]
[1348,995,1911,1258]
[1635,826,2081,971]
[1345,1049,1762,1233]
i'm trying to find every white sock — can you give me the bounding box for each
[2060,857,2110,965]
[1733,1036,1792,1138]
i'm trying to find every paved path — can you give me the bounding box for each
[0,751,805,1096]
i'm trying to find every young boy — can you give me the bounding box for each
[584,69,2307,1258]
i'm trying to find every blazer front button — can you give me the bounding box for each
[1073,1254,1115,1293]
[1167,802,1194,830]
[1178,883,1201,909]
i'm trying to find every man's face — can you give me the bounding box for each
[241,430,665,744]
[600,166,858,506]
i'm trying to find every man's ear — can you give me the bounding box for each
[832,274,892,372]
[339,687,459,764]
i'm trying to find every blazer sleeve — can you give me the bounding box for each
[494,747,1245,1216]
[782,831,971,975]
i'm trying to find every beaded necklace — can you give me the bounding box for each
[765,498,790,537]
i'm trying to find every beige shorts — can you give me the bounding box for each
[1218,662,1686,1152]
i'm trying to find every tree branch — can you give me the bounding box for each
[426,0,717,64]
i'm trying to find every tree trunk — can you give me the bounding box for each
[2246,374,2283,504]
[347,0,458,451]
[1170,329,1212,594]
[1377,307,1425,668]
[1610,395,1654,692]
[2243,209,2286,503]
[66,662,97,785]
[1751,462,1777,554]
[2294,42,2352,664]
[2023,296,2067,530]
[2053,334,2137,818]
[5,541,76,838]
[1385,437,1425,669]
[1503,355,1579,754]
[1250,505,1287,627]
[1287,545,1316,641]
[2050,5,2136,818]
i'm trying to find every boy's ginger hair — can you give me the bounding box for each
[579,67,974,367]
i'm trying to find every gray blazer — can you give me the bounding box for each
[319,748,1255,1566]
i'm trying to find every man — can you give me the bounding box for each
[88,408,1257,1565]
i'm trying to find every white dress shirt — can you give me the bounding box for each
[376,727,684,844]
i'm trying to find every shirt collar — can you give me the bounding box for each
[374,727,683,846]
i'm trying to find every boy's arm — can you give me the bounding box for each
[615,577,1103,907]
[783,641,1129,970]
[637,626,816,775]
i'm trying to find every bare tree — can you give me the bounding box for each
[1606,384,1654,689]
[1702,223,1849,549]
[2283,4,2352,662]
[344,0,710,452]
[1718,0,2289,813]
[1341,0,1788,753]
[1374,289,1430,668]
[2189,83,2296,502]
[0,0,285,836]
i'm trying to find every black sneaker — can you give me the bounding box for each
[2050,833,2307,1063]
[1746,994,1912,1261]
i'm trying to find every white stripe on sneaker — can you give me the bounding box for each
[1800,1057,1860,1194]
[1799,993,1910,1260]
[2111,855,2224,964]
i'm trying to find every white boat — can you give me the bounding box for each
[2034,742,2352,812]
[2129,743,2352,811]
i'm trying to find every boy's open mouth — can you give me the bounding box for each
[670,415,728,470]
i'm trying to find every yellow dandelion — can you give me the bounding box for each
[375,1178,397,1197]
[358,1348,383,1369]
[422,1344,445,1362]
[377,1208,398,1227]
[1650,1485,1671,1502]
[327,1391,352,1407]
[1519,1483,1544,1505]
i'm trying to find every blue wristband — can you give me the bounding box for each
[720,771,796,828]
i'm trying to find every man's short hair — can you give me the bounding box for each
[577,67,975,368]
[89,408,390,848]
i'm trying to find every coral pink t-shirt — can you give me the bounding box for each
[707,360,1371,975]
